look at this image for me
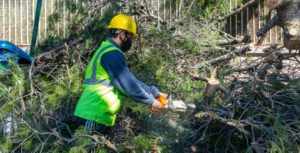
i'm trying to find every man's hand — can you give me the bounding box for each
[151,99,163,108]
[151,99,168,114]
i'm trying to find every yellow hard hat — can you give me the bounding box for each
[107,14,138,38]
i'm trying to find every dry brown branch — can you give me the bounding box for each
[202,35,251,47]
[195,111,250,135]
[29,60,35,107]
[205,45,250,65]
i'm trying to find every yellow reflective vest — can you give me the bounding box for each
[74,40,123,126]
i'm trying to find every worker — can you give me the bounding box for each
[74,14,167,134]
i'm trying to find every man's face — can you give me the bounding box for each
[119,31,133,52]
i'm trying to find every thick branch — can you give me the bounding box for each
[202,35,250,47]
[206,45,250,65]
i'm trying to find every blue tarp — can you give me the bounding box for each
[0,40,33,66]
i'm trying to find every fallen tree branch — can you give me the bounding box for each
[230,47,297,73]
[202,35,251,47]
[195,111,250,135]
[206,45,250,65]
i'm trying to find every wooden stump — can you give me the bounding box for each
[204,68,220,105]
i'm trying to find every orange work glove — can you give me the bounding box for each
[150,94,168,114]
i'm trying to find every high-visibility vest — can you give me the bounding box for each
[74,40,123,126]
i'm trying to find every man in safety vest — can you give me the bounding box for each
[74,14,167,134]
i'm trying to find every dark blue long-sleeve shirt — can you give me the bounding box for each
[100,38,159,105]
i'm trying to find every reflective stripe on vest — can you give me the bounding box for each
[83,45,114,86]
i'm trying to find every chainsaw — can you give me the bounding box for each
[150,94,196,114]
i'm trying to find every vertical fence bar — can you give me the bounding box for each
[179,0,182,21]
[241,1,244,36]
[55,0,58,34]
[263,2,267,44]
[32,0,34,43]
[51,0,54,36]
[169,0,171,28]
[2,0,5,40]
[26,0,29,45]
[229,0,232,34]
[8,0,10,41]
[264,6,274,44]
[157,0,160,29]
[127,0,129,13]
[175,0,178,21]
[151,0,153,14]
[235,0,237,36]
[274,12,278,43]
[258,0,261,29]
[246,6,249,34]
[51,0,53,13]
[21,0,23,44]
[253,5,256,42]
[163,0,165,21]
[14,0,17,44]
[20,1,23,45]
[64,0,66,37]
[38,1,41,40]
[45,0,47,37]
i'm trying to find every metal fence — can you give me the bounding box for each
[0,0,55,48]
[225,0,283,45]
[0,0,284,48]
